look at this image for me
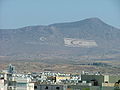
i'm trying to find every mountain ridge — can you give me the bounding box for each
[0,17,120,62]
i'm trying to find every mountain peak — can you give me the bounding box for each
[81,17,104,24]
[49,17,106,28]
[85,17,102,21]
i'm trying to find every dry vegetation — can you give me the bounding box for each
[0,60,120,74]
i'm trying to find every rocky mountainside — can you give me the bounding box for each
[0,17,120,63]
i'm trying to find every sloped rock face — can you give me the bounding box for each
[0,18,120,61]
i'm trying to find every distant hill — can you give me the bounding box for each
[0,17,120,62]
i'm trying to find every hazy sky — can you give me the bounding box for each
[0,0,120,29]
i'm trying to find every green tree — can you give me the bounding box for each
[82,88,90,90]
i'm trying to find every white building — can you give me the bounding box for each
[0,79,7,90]
[9,76,34,90]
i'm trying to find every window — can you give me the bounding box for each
[45,86,48,89]
[56,87,60,89]
[105,81,108,83]
[34,86,37,89]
